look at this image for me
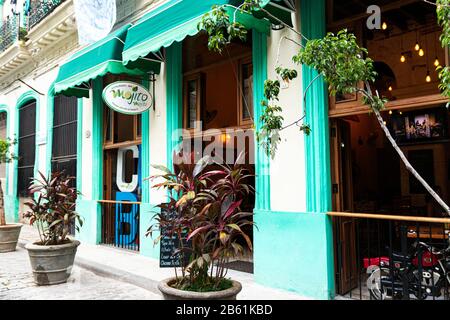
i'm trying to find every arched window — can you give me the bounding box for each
[17,100,36,197]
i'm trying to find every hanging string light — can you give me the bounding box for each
[419,47,425,56]
[433,32,440,67]
[382,22,388,30]
[415,30,420,51]
[425,34,431,82]
[426,70,432,82]
[400,36,406,63]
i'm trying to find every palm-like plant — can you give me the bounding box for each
[23,171,83,245]
[147,152,255,292]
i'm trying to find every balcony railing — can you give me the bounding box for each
[0,16,19,53]
[26,0,66,31]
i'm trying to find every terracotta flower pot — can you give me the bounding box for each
[0,224,22,253]
[158,277,242,300]
[25,240,80,286]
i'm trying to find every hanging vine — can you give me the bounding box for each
[198,0,450,215]
[436,0,450,103]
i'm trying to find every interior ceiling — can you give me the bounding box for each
[331,0,437,30]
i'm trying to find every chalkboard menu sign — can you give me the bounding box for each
[160,208,191,268]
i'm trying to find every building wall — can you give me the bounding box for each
[267,10,306,213]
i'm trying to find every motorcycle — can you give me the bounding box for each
[366,233,450,300]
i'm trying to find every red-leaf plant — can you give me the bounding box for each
[23,171,83,246]
[146,151,255,292]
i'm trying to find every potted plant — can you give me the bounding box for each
[147,152,254,300]
[0,138,20,253]
[23,171,83,286]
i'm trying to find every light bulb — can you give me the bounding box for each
[400,55,406,63]
[418,48,424,56]
[389,110,393,114]
[388,86,393,92]
[399,111,403,115]
[415,42,420,51]
[382,22,387,30]
[434,57,440,67]
[426,71,431,83]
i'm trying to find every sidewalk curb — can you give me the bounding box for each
[18,238,162,297]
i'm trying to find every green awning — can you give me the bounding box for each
[54,24,158,98]
[122,0,275,68]
[257,0,295,27]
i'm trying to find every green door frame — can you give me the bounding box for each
[12,90,41,222]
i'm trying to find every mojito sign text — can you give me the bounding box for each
[102,81,152,115]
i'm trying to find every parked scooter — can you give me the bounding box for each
[366,234,450,300]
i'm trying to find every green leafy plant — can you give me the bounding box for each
[146,152,254,292]
[200,1,450,215]
[23,171,83,245]
[437,0,450,105]
[0,138,17,226]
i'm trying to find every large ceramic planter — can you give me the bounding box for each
[25,240,80,286]
[158,277,242,300]
[0,224,22,253]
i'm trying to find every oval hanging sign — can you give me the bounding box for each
[102,81,152,115]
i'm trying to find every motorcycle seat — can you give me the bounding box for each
[391,251,411,262]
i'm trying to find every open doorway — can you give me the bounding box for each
[100,74,143,252]
[179,32,256,273]
[327,0,450,296]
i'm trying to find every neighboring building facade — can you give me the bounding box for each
[3,0,447,301]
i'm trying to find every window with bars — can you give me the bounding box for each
[17,101,36,197]
[51,95,78,184]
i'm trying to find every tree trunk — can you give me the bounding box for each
[0,179,6,226]
[365,82,450,216]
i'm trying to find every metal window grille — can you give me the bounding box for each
[17,101,36,197]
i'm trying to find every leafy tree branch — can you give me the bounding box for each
[199,0,450,215]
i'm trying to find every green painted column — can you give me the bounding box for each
[77,78,102,244]
[254,1,336,300]
[252,29,270,211]
[141,43,182,259]
[302,0,332,214]
[46,85,55,178]
[301,0,335,298]
[139,78,153,257]
[165,42,183,173]
[76,98,83,194]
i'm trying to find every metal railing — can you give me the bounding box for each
[329,212,450,300]
[0,16,19,53]
[26,0,66,31]
[99,200,140,252]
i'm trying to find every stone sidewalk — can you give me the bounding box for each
[18,225,308,300]
[0,246,161,300]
